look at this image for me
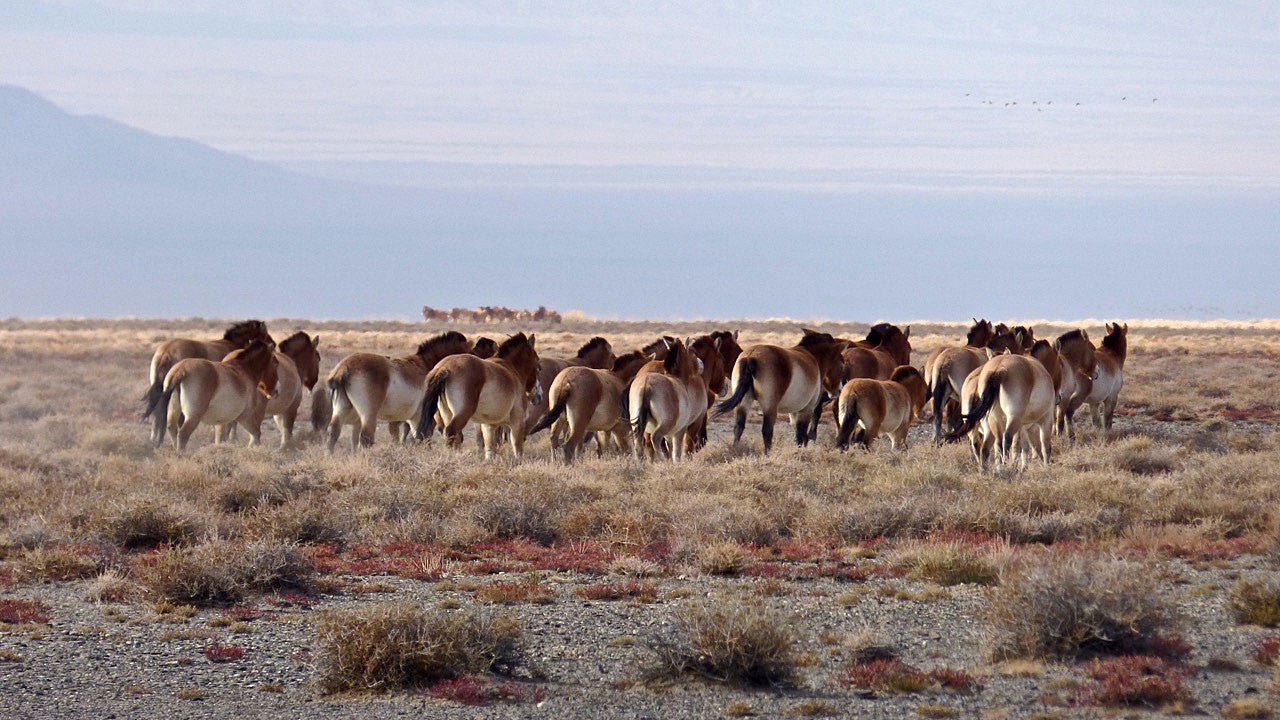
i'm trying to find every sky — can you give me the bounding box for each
[1,2,1279,320]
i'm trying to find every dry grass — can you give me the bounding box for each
[1227,575,1280,627]
[888,540,1001,586]
[314,603,524,694]
[134,540,313,605]
[648,595,802,686]
[983,554,1184,661]
[1223,698,1273,719]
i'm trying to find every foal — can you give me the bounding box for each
[834,365,928,451]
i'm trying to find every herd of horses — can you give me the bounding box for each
[140,319,1128,469]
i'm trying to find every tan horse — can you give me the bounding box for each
[947,351,1056,469]
[1084,323,1128,430]
[1028,338,1089,440]
[325,331,473,451]
[418,333,541,459]
[260,332,320,448]
[925,320,1012,443]
[522,336,616,447]
[713,329,845,453]
[530,351,649,462]
[833,365,927,451]
[143,339,278,450]
[144,320,273,445]
[1053,329,1096,436]
[629,339,709,460]
[840,323,913,382]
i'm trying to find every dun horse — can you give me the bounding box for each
[259,332,320,448]
[840,324,913,382]
[1084,323,1127,430]
[523,337,616,448]
[629,339,709,460]
[713,329,844,453]
[1053,330,1097,436]
[418,333,541,459]
[530,351,649,462]
[948,350,1056,469]
[834,365,927,451]
[143,339,278,450]
[325,331,473,450]
[925,320,1021,443]
[143,320,273,445]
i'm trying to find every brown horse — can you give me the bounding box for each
[1083,323,1128,430]
[472,337,498,359]
[924,319,1003,443]
[530,350,649,462]
[522,337,616,447]
[143,339,278,450]
[840,323,913,382]
[713,329,845,453]
[144,320,273,445]
[1053,329,1097,436]
[947,351,1056,469]
[325,331,473,451]
[1012,326,1036,353]
[629,339,709,460]
[418,333,541,459]
[833,365,928,451]
[259,332,321,448]
[708,330,744,384]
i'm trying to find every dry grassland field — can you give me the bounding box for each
[2,317,1280,719]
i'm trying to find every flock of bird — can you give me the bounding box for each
[141,318,1128,470]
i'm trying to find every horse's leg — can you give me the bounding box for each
[793,411,811,446]
[165,389,183,449]
[326,415,342,453]
[509,419,526,460]
[479,423,498,460]
[388,421,405,444]
[1039,421,1053,464]
[733,407,747,445]
[893,426,908,451]
[1103,397,1117,431]
[279,398,299,448]
[176,406,206,451]
[761,409,778,454]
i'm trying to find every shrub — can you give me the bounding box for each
[697,542,750,576]
[94,500,203,549]
[1110,437,1182,475]
[474,579,556,605]
[574,581,657,602]
[841,656,980,695]
[314,603,524,694]
[983,555,1183,661]
[1222,698,1273,719]
[134,540,314,605]
[1075,655,1190,708]
[84,570,141,603]
[16,545,110,582]
[889,541,999,586]
[648,596,800,686]
[1228,576,1280,627]
[0,598,50,625]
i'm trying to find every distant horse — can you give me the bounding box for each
[143,320,273,445]
[143,339,278,450]
[260,332,320,448]
[325,331,473,451]
[531,350,649,462]
[523,336,616,448]
[629,339,709,461]
[713,329,845,453]
[834,365,928,451]
[947,351,1056,469]
[418,333,541,459]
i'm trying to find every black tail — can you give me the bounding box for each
[835,394,857,450]
[416,371,449,440]
[530,392,568,435]
[143,382,175,425]
[712,357,756,417]
[930,373,950,442]
[141,356,174,420]
[945,371,1002,442]
[310,387,331,432]
[632,388,651,447]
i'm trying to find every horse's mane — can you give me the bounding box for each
[612,350,646,370]
[279,331,311,353]
[417,331,468,356]
[889,365,922,383]
[642,336,675,356]
[865,323,900,346]
[576,336,610,358]
[1101,327,1126,352]
[1030,339,1052,355]
[1055,329,1088,348]
[223,320,267,341]
[497,332,531,358]
[662,341,686,373]
[798,330,836,348]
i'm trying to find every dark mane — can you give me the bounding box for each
[417,331,468,356]
[612,350,646,370]
[279,331,311,352]
[223,320,267,341]
[1101,327,1126,353]
[576,336,610,358]
[798,330,836,348]
[1057,329,1086,343]
[497,332,531,358]
[662,341,684,372]
[865,322,900,346]
[642,336,675,356]
[1030,339,1052,354]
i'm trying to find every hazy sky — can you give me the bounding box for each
[4,1,1279,192]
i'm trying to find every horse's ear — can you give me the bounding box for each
[1081,329,1090,342]
[733,330,739,341]
[1122,323,1128,333]
[662,337,672,350]
[1002,347,1011,355]
[985,347,996,359]
[311,335,320,348]
[802,328,817,335]
[713,336,723,351]
[972,317,978,325]
[903,326,910,338]
[528,333,536,348]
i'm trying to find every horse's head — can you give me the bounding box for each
[1054,329,1097,374]
[1012,326,1036,353]
[576,336,616,369]
[661,338,700,381]
[223,319,273,349]
[798,329,845,393]
[966,318,994,348]
[279,331,322,390]
[642,335,676,360]
[889,365,928,418]
[416,331,472,369]
[1101,322,1128,361]
[472,336,498,359]
[709,330,743,372]
[610,351,649,384]
[868,323,912,365]
[498,332,540,392]
[226,339,278,397]
[1030,338,1060,374]
[689,334,728,395]
[986,330,1021,356]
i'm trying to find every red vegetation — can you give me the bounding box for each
[1253,635,1280,665]
[1075,655,1190,708]
[428,676,546,706]
[202,643,246,663]
[841,657,980,694]
[1221,406,1280,421]
[574,580,657,602]
[0,598,50,625]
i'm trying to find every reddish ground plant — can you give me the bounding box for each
[1075,655,1191,708]
[574,580,657,602]
[0,598,51,625]
[202,643,246,663]
[474,579,556,605]
[841,657,980,695]
[1253,635,1280,665]
[428,676,546,706]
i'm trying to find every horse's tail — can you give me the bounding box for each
[530,388,569,435]
[631,386,652,447]
[141,352,174,419]
[144,364,185,423]
[416,370,449,439]
[835,393,858,450]
[326,367,350,420]
[310,384,333,432]
[946,370,1003,442]
[712,357,756,417]
[929,367,952,443]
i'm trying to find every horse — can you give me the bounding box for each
[925,320,1017,443]
[1011,326,1036,353]
[629,339,709,461]
[1083,323,1128,430]
[472,337,498,359]
[418,333,541,459]
[530,350,649,462]
[1051,330,1096,437]
[143,320,273,445]
[712,329,845,453]
[833,365,928,451]
[142,339,278,450]
[708,330,744,383]
[1028,338,1088,441]
[325,331,473,451]
[259,332,320,448]
[839,323,913,382]
[947,351,1056,470]
[522,337,616,448]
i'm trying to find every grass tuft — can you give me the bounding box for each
[648,596,800,686]
[1227,575,1280,627]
